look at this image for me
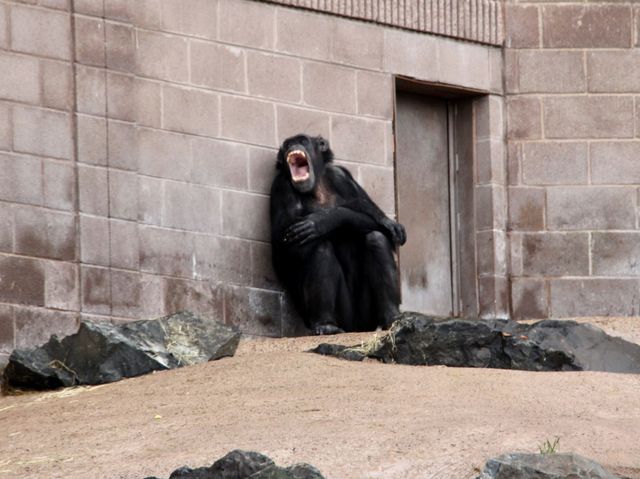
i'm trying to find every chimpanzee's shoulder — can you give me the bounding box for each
[326,164,356,182]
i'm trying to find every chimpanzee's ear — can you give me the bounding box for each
[315,136,329,152]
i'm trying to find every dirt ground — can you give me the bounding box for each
[1,317,640,479]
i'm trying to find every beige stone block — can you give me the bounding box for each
[107,120,136,171]
[220,96,276,147]
[14,206,76,261]
[591,142,640,184]
[162,85,219,137]
[135,78,162,128]
[250,241,278,291]
[105,21,134,72]
[138,175,163,226]
[489,47,502,94]
[478,276,509,319]
[511,278,548,320]
[0,52,40,104]
[162,276,222,322]
[522,142,588,186]
[518,51,585,94]
[44,260,79,312]
[160,0,216,39]
[222,191,270,242]
[248,147,277,195]
[358,165,395,214]
[136,30,188,83]
[43,160,75,211]
[41,60,72,110]
[438,38,490,91]
[475,95,503,140]
[276,105,331,143]
[190,41,246,93]
[78,165,108,216]
[506,97,541,140]
[110,269,143,318]
[191,137,249,189]
[76,65,106,116]
[137,128,192,181]
[547,186,636,230]
[13,105,73,160]
[80,265,110,314]
[39,0,70,11]
[543,5,632,49]
[588,51,640,93]
[550,279,640,317]
[544,96,634,139]
[505,4,539,48]
[0,3,8,49]
[224,285,282,337]
[109,169,137,220]
[0,304,14,353]
[15,307,78,350]
[77,114,106,165]
[163,181,221,234]
[592,232,640,276]
[0,204,14,252]
[0,102,10,151]
[247,51,301,103]
[383,28,438,82]
[219,0,274,49]
[504,50,518,94]
[357,71,393,119]
[522,232,589,276]
[104,0,135,22]
[107,72,135,122]
[194,234,251,284]
[80,214,109,266]
[276,7,332,61]
[11,5,71,60]
[508,187,544,232]
[476,230,507,277]
[332,18,383,70]
[139,225,194,278]
[74,0,104,16]
[0,152,43,205]
[476,139,505,186]
[475,185,506,231]
[507,143,521,186]
[109,219,139,271]
[0,255,45,306]
[331,115,387,164]
[74,14,105,67]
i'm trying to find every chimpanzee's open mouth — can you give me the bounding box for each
[287,150,310,182]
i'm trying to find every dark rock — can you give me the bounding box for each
[312,311,640,373]
[476,452,620,479]
[310,343,365,361]
[3,311,240,391]
[250,464,325,479]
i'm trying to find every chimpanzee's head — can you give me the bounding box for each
[277,134,333,194]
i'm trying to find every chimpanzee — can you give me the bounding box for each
[270,134,407,335]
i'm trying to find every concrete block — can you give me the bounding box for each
[43,160,75,211]
[0,304,14,353]
[438,38,490,91]
[162,85,219,137]
[475,95,503,141]
[505,4,539,48]
[357,71,393,119]
[81,265,110,315]
[79,214,109,266]
[250,241,279,291]
[504,50,518,94]
[475,185,506,231]
[0,254,45,306]
[107,120,137,171]
[331,115,387,164]
[41,59,73,110]
[136,30,188,83]
[276,7,332,62]
[14,206,76,261]
[78,165,108,216]
[139,225,194,278]
[489,47,502,94]
[44,259,79,311]
[276,105,331,143]
[38,0,70,11]
[105,21,135,72]
[74,0,103,16]
[247,51,301,102]
[191,137,249,189]
[508,186,544,231]
[547,186,636,230]
[110,269,142,318]
[222,191,270,242]
[224,285,282,337]
[219,0,274,49]
[109,219,139,270]
[521,233,589,276]
[11,4,71,60]
[544,96,634,139]
[511,278,548,320]
[592,232,640,276]
[383,28,438,82]
[0,102,10,151]
[137,128,192,181]
[591,142,640,185]
[194,234,251,284]
[522,142,588,186]
[190,41,245,93]
[14,307,78,349]
[478,276,509,319]
[332,18,383,70]
[77,114,107,165]
[0,203,14,252]
[162,277,222,322]
[76,65,106,116]
[0,3,8,49]
[104,0,136,23]
[220,96,276,147]
[135,78,162,128]
[0,52,40,104]
[518,51,585,94]
[476,230,505,277]
[74,14,105,67]
[163,181,221,234]
[550,279,640,317]
[109,169,137,220]
[358,165,396,214]
[507,142,521,186]
[106,72,135,122]
[476,139,505,186]
[138,175,163,226]
[248,147,277,195]
[543,4,632,49]
[0,152,43,206]
[588,51,640,93]
[160,0,216,39]
[506,97,541,140]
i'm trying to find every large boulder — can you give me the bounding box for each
[476,453,620,479]
[311,312,640,373]
[3,311,240,390]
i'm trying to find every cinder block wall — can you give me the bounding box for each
[505,1,640,318]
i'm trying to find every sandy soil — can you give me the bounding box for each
[1,318,640,479]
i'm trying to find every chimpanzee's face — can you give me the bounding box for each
[279,134,329,194]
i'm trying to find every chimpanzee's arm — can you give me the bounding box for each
[283,207,380,245]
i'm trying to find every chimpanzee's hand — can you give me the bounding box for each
[284,214,327,245]
[380,217,407,246]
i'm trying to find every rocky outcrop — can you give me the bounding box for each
[3,311,240,391]
[311,312,640,373]
[476,453,620,479]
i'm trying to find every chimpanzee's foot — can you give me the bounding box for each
[380,308,401,330]
[313,324,345,335]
